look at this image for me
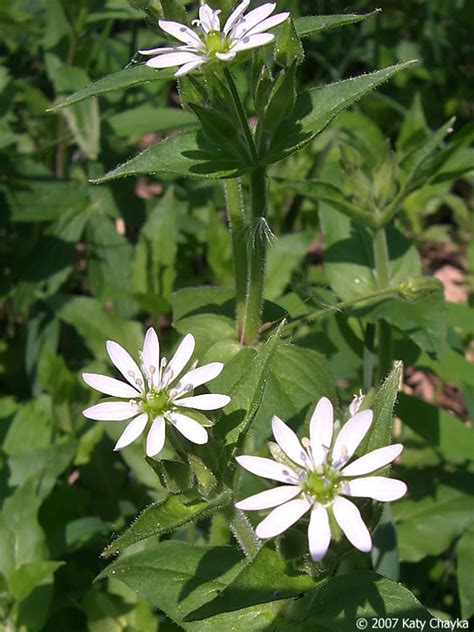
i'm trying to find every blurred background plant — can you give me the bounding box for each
[1,0,473,630]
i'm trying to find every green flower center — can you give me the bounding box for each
[205,30,229,56]
[140,389,171,418]
[302,468,341,504]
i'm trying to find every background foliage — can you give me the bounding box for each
[1,0,473,630]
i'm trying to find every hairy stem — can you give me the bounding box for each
[241,167,268,346]
[224,178,248,341]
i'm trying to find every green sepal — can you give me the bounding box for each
[189,103,250,162]
[160,0,187,22]
[263,61,297,132]
[274,17,304,67]
[177,74,208,111]
[253,64,273,115]
[188,454,218,498]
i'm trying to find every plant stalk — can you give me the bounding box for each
[223,67,258,162]
[224,178,248,340]
[241,167,268,346]
[373,226,393,381]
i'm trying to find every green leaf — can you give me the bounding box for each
[48,65,173,111]
[359,361,402,455]
[98,541,244,622]
[267,62,416,164]
[45,295,143,360]
[394,474,474,562]
[102,490,231,558]
[274,18,304,67]
[457,524,474,619]
[287,572,431,630]
[185,546,316,621]
[371,505,400,581]
[6,179,88,222]
[92,130,248,183]
[132,189,178,312]
[107,105,196,139]
[396,393,474,464]
[9,560,63,604]
[294,10,381,38]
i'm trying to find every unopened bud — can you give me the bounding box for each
[398,276,443,302]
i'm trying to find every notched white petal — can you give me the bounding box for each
[230,32,274,53]
[223,0,250,34]
[174,393,230,410]
[309,396,334,466]
[345,476,407,502]
[166,411,208,445]
[235,485,300,511]
[255,498,311,539]
[308,503,331,561]
[146,51,203,69]
[331,409,373,468]
[159,19,202,46]
[82,401,139,421]
[235,455,299,484]
[175,362,224,393]
[163,333,195,385]
[146,416,166,457]
[230,3,276,39]
[114,414,148,451]
[245,12,289,37]
[332,496,372,553]
[271,416,306,467]
[106,340,145,392]
[82,373,139,398]
[142,327,160,387]
[341,444,404,477]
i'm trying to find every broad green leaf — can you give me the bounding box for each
[10,560,63,604]
[3,395,54,456]
[98,541,244,622]
[92,129,248,182]
[48,65,173,111]
[371,505,400,581]
[294,10,381,39]
[45,295,143,360]
[394,475,474,562]
[102,490,231,558]
[5,180,88,222]
[132,189,178,312]
[108,105,196,139]
[397,393,474,464]
[284,572,431,631]
[267,62,416,164]
[265,233,313,299]
[457,524,474,619]
[185,545,316,622]
[359,361,402,455]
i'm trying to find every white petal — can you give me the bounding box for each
[82,373,139,398]
[235,455,299,484]
[174,393,230,410]
[142,328,160,388]
[271,416,306,467]
[175,362,224,393]
[114,414,148,451]
[158,19,202,46]
[230,32,274,53]
[146,416,166,457]
[245,12,289,37]
[230,2,276,39]
[166,411,208,444]
[345,477,407,502]
[215,51,236,61]
[139,45,184,55]
[255,498,311,539]
[331,410,373,468]
[309,397,334,467]
[199,4,221,32]
[82,401,139,421]
[332,496,372,553]
[308,503,331,561]
[235,485,300,511]
[146,51,203,69]
[341,444,404,477]
[106,340,145,392]
[223,0,250,34]
[175,60,205,76]
[162,333,195,385]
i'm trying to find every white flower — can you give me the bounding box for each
[139,1,290,77]
[82,328,230,457]
[235,397,407,561]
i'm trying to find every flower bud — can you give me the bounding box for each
[398,276,443,302]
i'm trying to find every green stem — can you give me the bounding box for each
[373,226,393,382]
[284,285,402,332]
[241,167,268,346]
[230,509,261,559]
[224,178,248,341]
[223,67,258,162]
